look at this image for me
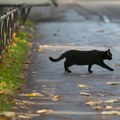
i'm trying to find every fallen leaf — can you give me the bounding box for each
[97,94,105,97]
[101,111,120,116]
[78,84,88,88]
[106,82,119,85]
[114,64,120,66]
[85,101,101,106]
[52,95,62,101]
[0,112,16,117]
[24,60,31,64]
[92,106,103,110]
[32,72,38,74]
[18,115,31,119]
[37,109,54,115]
[38,48,44,52]
[104,99,119,103]
[104,105,112,109]
[23,93,44,97]
[0,115,7,120]
[80,92,91,96]
[0,91,4,94]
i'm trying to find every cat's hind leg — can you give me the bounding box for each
[88,64,93,73]
[64,61,73,73]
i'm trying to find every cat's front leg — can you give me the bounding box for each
[98,62,114,71]
[88,64,93,73]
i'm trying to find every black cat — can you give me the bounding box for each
[49,49,114,73]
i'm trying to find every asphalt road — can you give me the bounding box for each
[75,0,120,22]
[13,2,120,120]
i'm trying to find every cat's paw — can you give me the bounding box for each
[110,68,114,71]
[89,70,93,73]
[65,70,72,73]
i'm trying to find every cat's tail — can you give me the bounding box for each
[49,53,65,62]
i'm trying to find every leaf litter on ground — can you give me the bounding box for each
[78,84,89,89]
[52,95,62,101]
[20,92,45,97]
[37,109,54,115]
[80,92,91,96]
[106,82,119,85]
[101,111,120,116]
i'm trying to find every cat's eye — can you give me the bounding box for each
[107,52,112,57]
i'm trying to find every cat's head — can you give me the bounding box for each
[104,49,112,60]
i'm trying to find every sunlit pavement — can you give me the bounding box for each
[13,3,120,120]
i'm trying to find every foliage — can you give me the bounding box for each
[0,29,31,111]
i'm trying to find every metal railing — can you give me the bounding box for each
[0,8,18,59]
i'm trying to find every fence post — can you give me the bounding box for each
[0,8,19,60]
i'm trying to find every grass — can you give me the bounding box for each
[0,26,32,111]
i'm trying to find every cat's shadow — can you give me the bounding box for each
[64,72,92,77]
[63,71,114,78]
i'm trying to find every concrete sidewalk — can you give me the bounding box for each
[13,4,120,120]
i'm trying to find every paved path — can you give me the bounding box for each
[13,4,120,120]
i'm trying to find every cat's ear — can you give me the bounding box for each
[107,49,110,52]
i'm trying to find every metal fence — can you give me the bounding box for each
[0,8,18,59]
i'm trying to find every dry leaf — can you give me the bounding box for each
[0,112,16,117]
[104,99,119,103]
[114,64,120,66]
[101,111,120,115]
[52,95,62,101]
[38,48,44,52]
[80,92,91,96]
[24,93,44,97]
[18,115,31,119]
[37,109,54,115]
[0,115,7,120]
[92,106,103,110]
[104,105,112,109]
[24,60,31,64]
[32,72,38,74]
[0,91,4,94]
[78,84,88,88]
[106,82,119,85]
[97,94,105,97]
[85,101,101,106]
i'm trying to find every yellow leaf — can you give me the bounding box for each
[52,95,62,101]
[18,115,31,119]
[104,99,119,103]
[114,64,120,66]
[97,94,105,97]
[78,84,88,88]
[0,112,16,117]
[12,42,17,47]
[38,48,44,52]
[106,82,119,85]
[24,93,44,97]
[101,111,120,115]
[0,115,7,120]
[12,32,16,38]
[37,109,54,114]
[104,106,112,109]
[80,92,91,96]
[0,91,4,94]
[92,106,103,110]
[85,101,101,106]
